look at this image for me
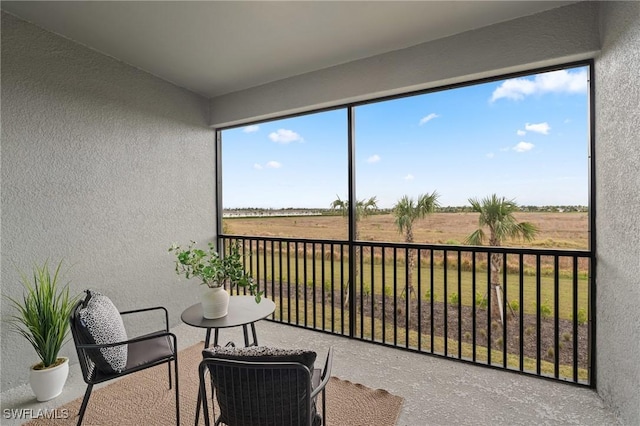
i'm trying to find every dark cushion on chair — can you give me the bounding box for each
[76,290,128,374]
[202,345,317,371]
[202,346,320,426]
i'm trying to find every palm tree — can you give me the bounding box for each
[393,192,440,299]
[330,196,378,307]
[465,194,538,323]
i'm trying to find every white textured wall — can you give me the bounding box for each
[209,2,600,128]
[595,2,640,425]
[1,12,215,390]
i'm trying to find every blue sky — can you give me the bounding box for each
[222,66,589,209]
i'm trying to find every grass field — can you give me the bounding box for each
[224,212,589,249]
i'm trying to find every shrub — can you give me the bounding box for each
[563,332,572,342]
[476,292,488,310]
[449,292,459,305]
[509,300,520,312]
[362,283,371,297]
[539,300,553,319]
[576,308,588,325]
[383,285,393,298]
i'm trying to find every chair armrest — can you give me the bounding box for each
[310,347,333,399]
[120,306,169,331]
[75,331,177,351]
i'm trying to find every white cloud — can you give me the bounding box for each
[419,113,440,125]
[525,122,551,135]
[243,125,260,133]
[517,129,526,136]
[404,174,415,181]
[253,163,263,170]
[266,161,282,169]
[366,154,381,164]
[486,153,495,159]
[513,142,535,152]
[268,129,303,144]
[490,69,588,102]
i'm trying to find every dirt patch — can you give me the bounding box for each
[266,285,589,370]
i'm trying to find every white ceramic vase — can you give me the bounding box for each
[29,357,69,402]
[200,285,230,319]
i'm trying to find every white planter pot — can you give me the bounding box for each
[200,286,230,319]
[29,357,69,402]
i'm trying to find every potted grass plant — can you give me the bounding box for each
[169,241,262,319]
[3,260,80,401]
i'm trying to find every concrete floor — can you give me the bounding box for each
[1,320,620,425]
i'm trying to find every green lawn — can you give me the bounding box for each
[244,248,590,321]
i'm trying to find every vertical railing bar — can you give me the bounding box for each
[430,248,434,354]
[262,240,267,299]
[312,243,317,330]
[270,240,275,319]
[393,247,398,346]
[554,256,560,378]
[360,244,365,339]
[502,252,508,369]
[573,256,579,383]
[252,239,258,297]
[472,252,477,362]
[332,243,337,333]
[382,247,387,344]
[279,241,283,321]
[487,252,492,366]
[287,242,291,324]
[336,243,344,334]
[519,253,524,372]
[536,255,542,376]
[417,249,422,352]
[321,243,326,332]
[250,239,255,294]
[405,247,410,349]
[295,241,299,325]
[371,246,376,342]
[303,241,308,327]
[444,250,448,357]
[457,250,462,359]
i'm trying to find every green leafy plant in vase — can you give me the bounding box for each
[169,241,262,318]
[3,260,80,401]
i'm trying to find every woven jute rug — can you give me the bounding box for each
[26,342,403,425]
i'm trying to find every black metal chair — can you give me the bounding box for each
[198,347,333,426]
[69,291,179,426]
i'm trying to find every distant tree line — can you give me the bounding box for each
[224,205,587,215]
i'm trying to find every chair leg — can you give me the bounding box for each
[76,384,93,426]
[168,360,173,389]
[173,357,180,426]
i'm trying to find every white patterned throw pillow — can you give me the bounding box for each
[77,290,128,374]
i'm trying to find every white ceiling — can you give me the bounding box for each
[2,1,577,98]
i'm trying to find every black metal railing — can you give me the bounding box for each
[220,235,593,386]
